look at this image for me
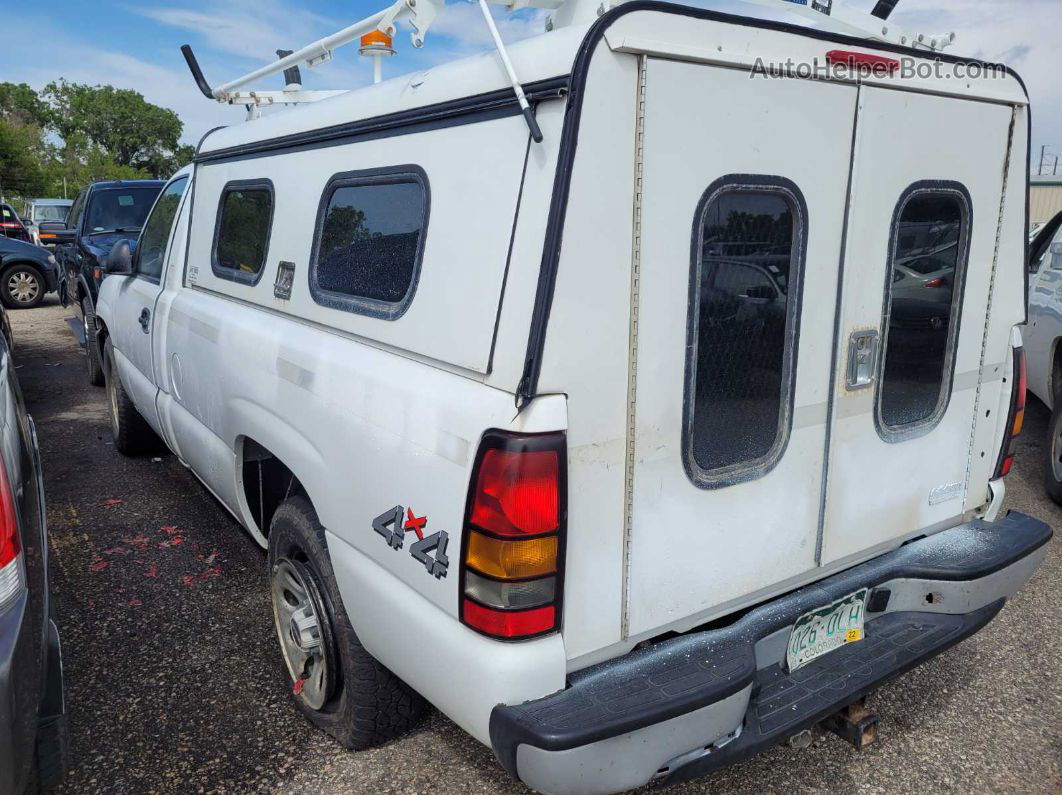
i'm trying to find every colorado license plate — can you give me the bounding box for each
[786,588,868,672]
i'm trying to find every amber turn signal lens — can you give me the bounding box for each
[465,531,557,580]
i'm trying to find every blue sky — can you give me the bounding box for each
[1,0,1058,168]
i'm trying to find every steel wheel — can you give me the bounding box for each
[1053,419,1062,482]
[7,270,40,304]
[107,361,120,437]
[271,557,336,711]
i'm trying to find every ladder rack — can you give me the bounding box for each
[179,0,953,123]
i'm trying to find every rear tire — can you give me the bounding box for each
[103,337,156,455]
[82,297,104,386]
[268,497,426,749]
[1044,399,1062,505]
[0,264,44,309]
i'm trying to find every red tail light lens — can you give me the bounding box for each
[994,346,1026,479]
[469,448,559,537]
[461,430,566,640]
[0,457,23,609]
[923,277,947,288]
[462,601,555,638]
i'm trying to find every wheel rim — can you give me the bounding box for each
[271,557,334,710]
[107,362,120,435]
[8,272,40,303]
[1053,419,1062,481]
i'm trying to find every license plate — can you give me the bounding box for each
[786,588,868,672]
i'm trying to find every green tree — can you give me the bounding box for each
[42,80,182,173]
[0,119,48,199]
[0,82,50,126]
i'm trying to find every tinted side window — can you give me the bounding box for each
[66,191,86,229]
[878,185,971,437]
[212,181,274,284]
[136,177,188,281]
[684,177,806,488]
[310,167,429,320]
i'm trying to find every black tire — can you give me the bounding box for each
[1044,400,1062,505]
[103,337,157,455]
[268,497,426,749]
[0,263,45,309]
[82,296,104,387]
[33,715,68,791]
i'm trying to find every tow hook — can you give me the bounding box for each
[820,698,878,750]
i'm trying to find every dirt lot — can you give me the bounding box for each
[10,297,1061,793]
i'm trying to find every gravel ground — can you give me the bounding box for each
[9,297,1061,793]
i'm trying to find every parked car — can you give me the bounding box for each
[1023,209,1062,500]
[0,304,68,793]
[48,180,165,386]
[20,200,73,247]
[0,236,62,310]
[0,205,31,245]
[94,4,1048,793]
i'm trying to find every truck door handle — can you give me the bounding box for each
[139,307,151,333]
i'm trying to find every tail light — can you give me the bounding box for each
[460,430,566,640]
[994,346,1026,478]
[923,277,947,288]
[0,457,23,610]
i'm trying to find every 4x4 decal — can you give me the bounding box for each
[372,505,449,579]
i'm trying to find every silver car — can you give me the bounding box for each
[20,200,73,246]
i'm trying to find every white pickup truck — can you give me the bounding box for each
[94,1,1050,791]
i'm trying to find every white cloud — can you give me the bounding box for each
[134,0,334,62]
[888,0,1062,160]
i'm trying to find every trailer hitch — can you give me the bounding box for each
[820,698,879,750]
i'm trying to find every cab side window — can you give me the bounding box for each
[136,177,189,281]
[212,180,274,285]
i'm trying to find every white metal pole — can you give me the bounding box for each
[475,0,542,141]
[213,7,394,97]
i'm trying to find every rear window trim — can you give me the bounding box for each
[875,180,973,443]
[308,165,430,321]
[682,174,809,490]
[210,177,275,286]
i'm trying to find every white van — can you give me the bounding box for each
[94,1,1050,792]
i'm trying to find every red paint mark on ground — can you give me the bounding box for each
[160,526,179,535]
[98,499,123,507]
[182,565,222,588]
[127,598,142,607]
[144,564,159,578]
[86,599,95,609]
[88,559,109,572]
[158,537,183,548]
[123,535,150,549]
[103,546,130,556]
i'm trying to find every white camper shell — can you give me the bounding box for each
[94,2,1050,792]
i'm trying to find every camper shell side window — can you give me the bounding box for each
[683,175,808,490]
[211,178,275,286]
[308,165,430,321]
[876,182,972,442]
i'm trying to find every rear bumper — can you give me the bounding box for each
[489,511,1052,795]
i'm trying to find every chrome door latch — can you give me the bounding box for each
[846,330,879,389]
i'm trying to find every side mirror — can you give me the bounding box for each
[37,221,75,245]
[104,239,134,275]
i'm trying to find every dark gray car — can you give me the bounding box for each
[0,237,62,310]
[0,310,67,793]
